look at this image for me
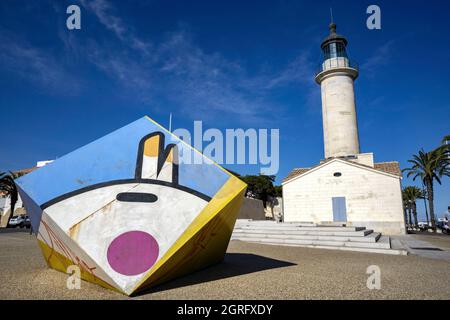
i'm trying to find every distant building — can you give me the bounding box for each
[282,23,405,235]
[0,160,53,227]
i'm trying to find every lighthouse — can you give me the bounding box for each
[315,23,360,159]
[282,22,405,236]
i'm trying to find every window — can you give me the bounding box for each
[333,172,342,177]
[323,42,348,60]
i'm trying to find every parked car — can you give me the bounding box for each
[442,222,450,235]
[418,222,429,231]
[7,215,25,228]
[437,221,450,234]
[7,215,31,228]
[22,216,31,229]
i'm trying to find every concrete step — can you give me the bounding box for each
[231,235,391,249]
[232,231,381,243]
[235,225,366,232]
[231,221,408,255]
[232,228,374,237]
[231,240,407,256]
[235,220,316,226]
[236,221,346,228]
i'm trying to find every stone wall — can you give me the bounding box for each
[238,197,266,220]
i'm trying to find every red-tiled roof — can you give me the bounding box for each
[374,162,402,176]
[282,168,311,182]
[283,159,402,183]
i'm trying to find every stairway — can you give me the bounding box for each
[232,220,407,255]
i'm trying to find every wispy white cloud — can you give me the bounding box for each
[368,95,386,108]
[86,40,153,91]
[265,52,314,89]
[80,0,153,56]
[361,40,395,76]
[79,1,268,121]
[79,0,322,123]
[264,51,320,114]
[3,0,317,124]
[0,29,81,95]
[153,30,277,122]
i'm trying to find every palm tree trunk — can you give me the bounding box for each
[426,182,436,232]
[423,185,430,225]
[6,194,17,227]
[404,206,408,228]
[413,202,418,228]
[408,207,413,229]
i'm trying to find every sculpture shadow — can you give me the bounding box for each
[135,253,295,296]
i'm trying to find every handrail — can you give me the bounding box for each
[315,58,359,77]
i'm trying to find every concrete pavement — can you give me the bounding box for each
[391,232,450,261]
[1,229,450,299]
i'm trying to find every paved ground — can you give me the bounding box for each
[409,231,450,251]
[391,232,450,261]
[1,229,450,300]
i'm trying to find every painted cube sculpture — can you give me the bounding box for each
[16,116,246,295]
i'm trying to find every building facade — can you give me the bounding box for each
[282,23,405,235]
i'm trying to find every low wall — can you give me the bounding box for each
[238,197,266,220]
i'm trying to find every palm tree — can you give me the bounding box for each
[420,184,430,225]
[438,135,450,173]
[442,135,450,146]
[403,148,448,231]
[0,172,19,227]
[402,189,412,229]
[403,186,423,229]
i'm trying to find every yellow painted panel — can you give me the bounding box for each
[37,240,122,294]
[132,175,246,294]
[143,135,160,157]
[134,188,245,294]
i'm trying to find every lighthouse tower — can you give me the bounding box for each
[315,23,360,159]
[282,21,405,236]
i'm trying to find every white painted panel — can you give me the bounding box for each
[45,184,139,233]
[37,212,120,290]
[45,182,208,294]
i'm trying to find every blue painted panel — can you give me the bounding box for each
[16,116,230,206]
[16,185,42,233]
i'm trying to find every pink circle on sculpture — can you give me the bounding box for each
[107,231,159,276]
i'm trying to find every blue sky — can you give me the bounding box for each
[0,0,449,220]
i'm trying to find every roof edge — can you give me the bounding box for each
[282,158,402,185]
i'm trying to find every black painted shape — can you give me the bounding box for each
[135,132,179,184]
[40,179,211,210]
[116,192,158,203]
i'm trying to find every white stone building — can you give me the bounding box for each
[282,23,405,235]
